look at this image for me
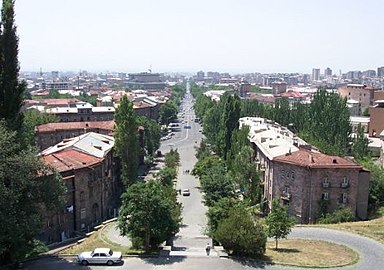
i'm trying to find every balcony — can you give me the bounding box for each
[322,182,330,188]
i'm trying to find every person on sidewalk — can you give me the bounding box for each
[205,243,211,256]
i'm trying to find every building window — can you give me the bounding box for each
[80,208,86,219]
[341,193,347,203]
[323,177,329,188]
[322,192,329,200]
[291,172,295,180]
[341,177,349,188]
[281,170,285,180]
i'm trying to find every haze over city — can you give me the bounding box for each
[14,0,384,73]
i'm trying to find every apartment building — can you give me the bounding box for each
[39,133,120,244]
[239,117,370,223]
[338,84,378,115]
[36,121,115,150]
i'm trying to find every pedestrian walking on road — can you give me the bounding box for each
[205,243,211,256]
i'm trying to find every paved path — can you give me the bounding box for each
[106,225,132,247]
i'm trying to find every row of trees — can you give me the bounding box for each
[193,83,384,213]
[114,95,161,186]
[115,86,185,251]
[193,82,367,158]
[190,82,295,255]
[0,1,67,265]
[158,84,186,125]
[117,149,182,251]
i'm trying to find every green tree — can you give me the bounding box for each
[214,206,267,257]
[202,105,222,151]
[156,166,177,186]
[0,0,26,133]
[352,123,369,160]
[117,180,181,251]
[164,148,180,169]
[206,197,240,237]
[114,96,139,186]
[159,101,178,125]
[0,122,66,264]
[192,155,225,179]
[265,199,296,250]
[359,159,384,208]
[137,116,160,157]
[22,109,58,147]
[200,164,236,207]
[273,98,291,127]
[195,139,210,160]
[218,93,241,159]
[301,89,351,155]
[78,91,97,106]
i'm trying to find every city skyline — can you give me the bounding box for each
[14,0,384,74]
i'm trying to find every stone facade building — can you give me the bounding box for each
[39,133,121,244]
[36,121,115,150]
[338,84,378,115]
[239,117,370,223]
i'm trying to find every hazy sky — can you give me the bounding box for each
[12,0,384,74]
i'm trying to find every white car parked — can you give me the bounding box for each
[77,248,122,266]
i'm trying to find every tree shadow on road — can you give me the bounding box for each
[171,246,187,251]
[15,255,93,270]
[230,256,272,269]
[140,256,185,265]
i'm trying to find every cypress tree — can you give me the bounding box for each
[0,0,25,132]
[114,95,140,186]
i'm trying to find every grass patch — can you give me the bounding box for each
[315,216,384,244]
[59,223,144,255]
[263,239,358,268]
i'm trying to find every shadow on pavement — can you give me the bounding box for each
[171,246,187,251]
[140,256,185,265]
[231,256,272,269]
[16,255,91,270]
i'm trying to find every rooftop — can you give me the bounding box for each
[239,117,308,160]
[42,149,102,172]
[274,149,362,169]
[36,120,115,133]
[41,132,114,158]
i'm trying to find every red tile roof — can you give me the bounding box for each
[274,149,361,169]
[36,121,115,133]
[42,149,102,172]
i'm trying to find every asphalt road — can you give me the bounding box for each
[21,86,384,269]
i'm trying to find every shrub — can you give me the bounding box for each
[317,206,354,224]
[214,207,266,257]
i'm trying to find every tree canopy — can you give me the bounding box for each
[117,180,181,251]
[0,122,66,264]
[159,101,178,125]
[114,95,140,186]
[214,206,266,257]
[137,116,160,157]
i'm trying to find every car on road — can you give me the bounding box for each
[184,125,191,129]
[77,248,122,266]
[182,189,190,196]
